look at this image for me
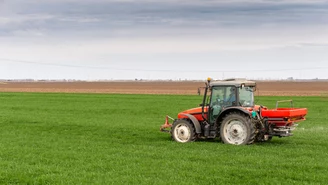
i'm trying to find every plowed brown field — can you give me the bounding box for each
[0,81,327,96]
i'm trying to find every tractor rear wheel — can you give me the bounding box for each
[171,119,196,143]
[220,112,256,145]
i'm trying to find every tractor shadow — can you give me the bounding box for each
[159,136,291,146]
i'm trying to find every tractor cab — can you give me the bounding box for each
[206,78,256,124]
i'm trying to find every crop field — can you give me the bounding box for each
[0,92,328,184]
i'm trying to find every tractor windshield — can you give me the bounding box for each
[239,86,254,107]
[210,86,237,107]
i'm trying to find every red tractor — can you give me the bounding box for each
[160,78,307,145]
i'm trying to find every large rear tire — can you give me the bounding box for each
[171,119,196,143]
[220,112,255,145]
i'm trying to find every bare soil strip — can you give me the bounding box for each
[0,81,327,96]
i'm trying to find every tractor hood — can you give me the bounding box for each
[176,105,261,122]
[177,106,209,121]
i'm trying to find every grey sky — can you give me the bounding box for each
[1,0,328,80]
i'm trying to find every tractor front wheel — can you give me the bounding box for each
[220,112,255,145]
[171,119,196,143]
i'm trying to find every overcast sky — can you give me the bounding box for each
[1,0,328,80]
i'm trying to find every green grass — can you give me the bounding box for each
[0,93,327,184]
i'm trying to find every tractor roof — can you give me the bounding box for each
[209,78,256,87]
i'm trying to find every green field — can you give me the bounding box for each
[0,92,327,184]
